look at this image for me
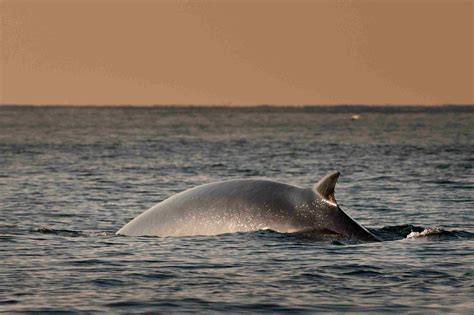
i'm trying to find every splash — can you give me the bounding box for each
[406,227,443,239]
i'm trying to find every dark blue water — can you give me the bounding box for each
[1,106,473,313]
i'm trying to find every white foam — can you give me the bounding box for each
[406,227,442,239]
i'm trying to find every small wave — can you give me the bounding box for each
[372,224,473,241]
[33,226,114,237]
[406,227,443,239]
[372,224,425,240]
[405,227,474,240]
[34,226,85,237]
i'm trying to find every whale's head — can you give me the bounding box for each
[303,171,381,242]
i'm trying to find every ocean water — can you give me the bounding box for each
[0,105,473,313]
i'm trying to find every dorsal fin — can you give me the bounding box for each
[313,171,340,203]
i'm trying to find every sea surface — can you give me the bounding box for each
[0,105,473,313]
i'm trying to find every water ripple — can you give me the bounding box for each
[0,106,473,313]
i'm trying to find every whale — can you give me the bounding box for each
[117,171,380,241]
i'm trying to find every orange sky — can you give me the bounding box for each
[0,0,472,105]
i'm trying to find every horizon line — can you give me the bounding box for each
[1,103,473,108]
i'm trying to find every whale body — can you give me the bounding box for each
[117,171,380,241]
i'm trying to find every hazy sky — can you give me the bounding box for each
[1,0,472,105]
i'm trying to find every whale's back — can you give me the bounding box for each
[117,179,313,236]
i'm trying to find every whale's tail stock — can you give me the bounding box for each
[313,170,382,242]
